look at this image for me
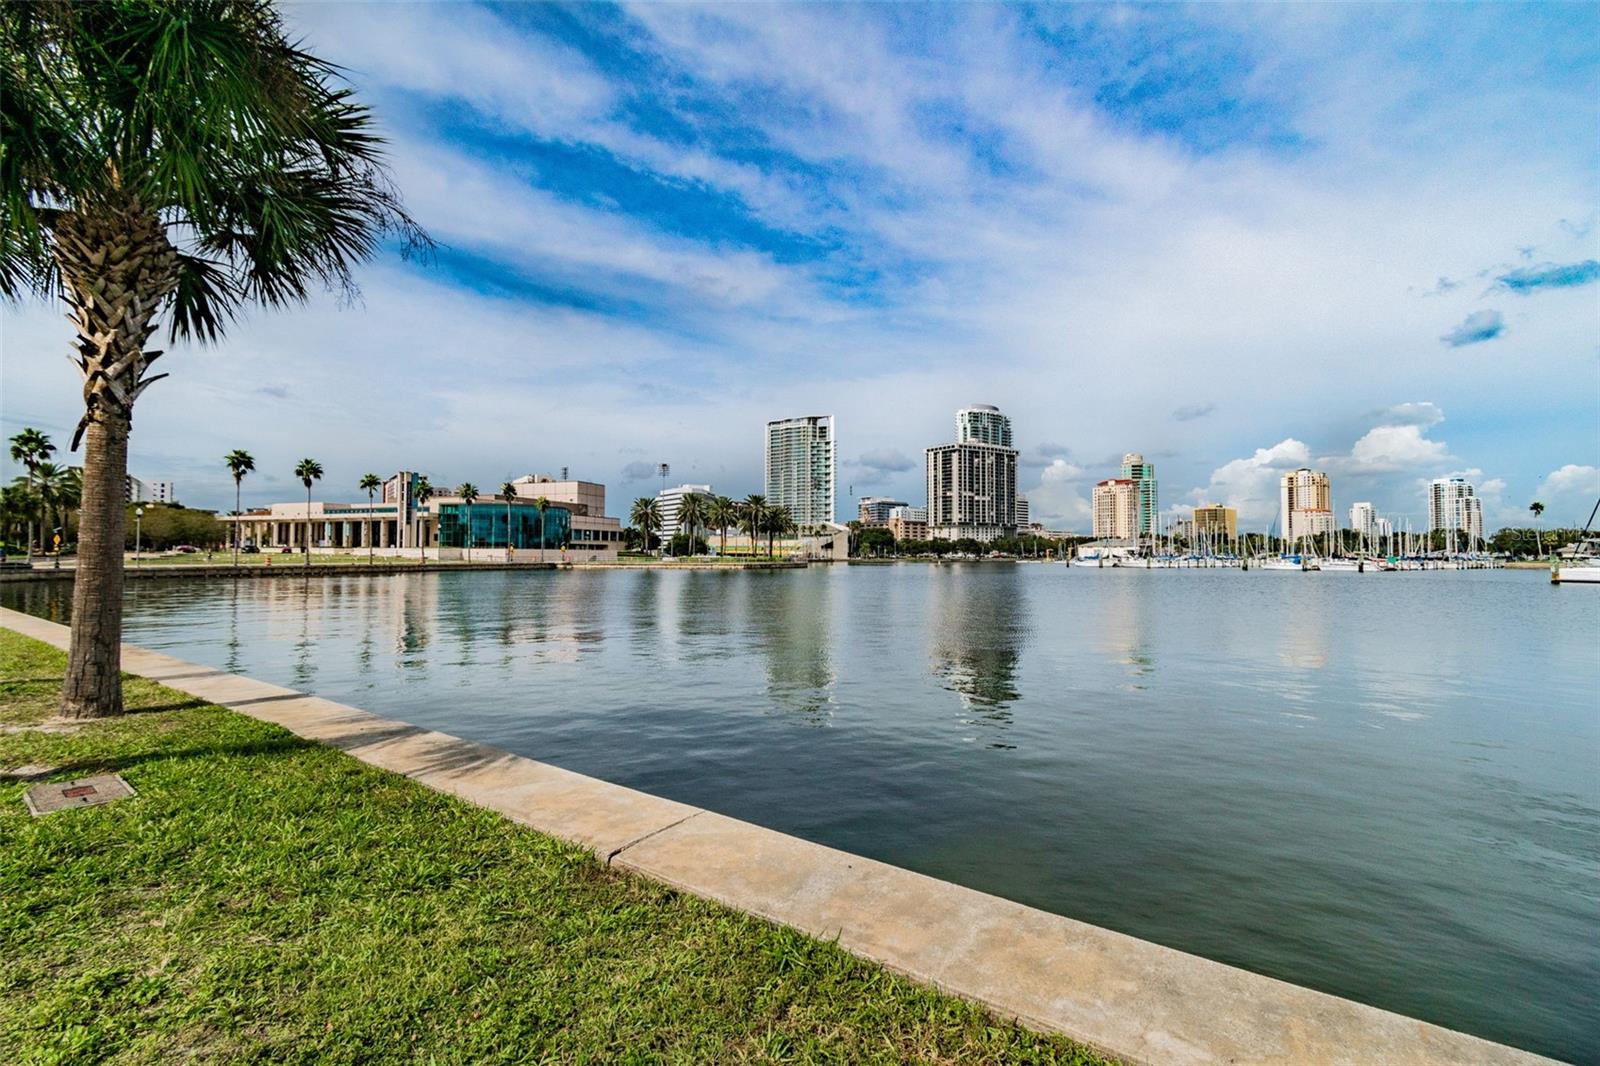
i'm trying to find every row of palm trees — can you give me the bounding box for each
[7,428,80,560]
[628,492,797,559]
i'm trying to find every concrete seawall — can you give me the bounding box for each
[0,606,1559,1066]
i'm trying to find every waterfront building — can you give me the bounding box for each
[1429,476,1484,544]
[857,496,906,526]
[1092,478,1139,540]
[655,483,714,538]
[1192,503,1238,539]
[926,442,1018,542]
[1015,494,1029,529]
[511,473,626,550]
[1280,468,1334,541]
[765,415,836,527]
[888,505,928,542]
[221,468,624,560]
[1119,453,1158,537]
[955,403,1013,448]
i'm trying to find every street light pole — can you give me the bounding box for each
[135,507,144,568]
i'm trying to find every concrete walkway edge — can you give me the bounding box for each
[0,607,1558,1066]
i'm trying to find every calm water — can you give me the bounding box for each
[7,566,1597,1061]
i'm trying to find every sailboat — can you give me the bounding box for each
[1552,499,1600,585]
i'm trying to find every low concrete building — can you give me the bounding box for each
[223,469,625,561]
[888,504,928,542]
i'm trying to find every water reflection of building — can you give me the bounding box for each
[750,571,836,721]
[1092,574,1154,685]
[926,565,1026,733]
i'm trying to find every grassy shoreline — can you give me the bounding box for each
[0,630,1105,1065]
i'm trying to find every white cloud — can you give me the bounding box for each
[1187,439,1310,525]
[1346,424,1452,471]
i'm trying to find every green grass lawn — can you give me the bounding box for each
[0,630,1108,1065]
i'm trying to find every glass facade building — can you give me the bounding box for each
[436,503,570,549]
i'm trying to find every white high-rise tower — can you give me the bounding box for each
[765,415,836,527]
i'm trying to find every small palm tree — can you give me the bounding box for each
[500,481,518,555]
[630,497,661,553]
[677,491,706,556]
[457,483,479,557]
[533,496,550,560]
[225,449,255,566]
[2,3,429,717]
[413,477,434,562]
[294,459,323,568]
[707,495,737,558]
[1530,501,1545,557]
[359,473,382,565]
[8,428,54,561]
[740,494,768,558]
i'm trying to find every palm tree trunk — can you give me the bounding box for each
[62,418,128,717]
[54,199,180,718]
[234,478,242,567]
[305,487,312,568]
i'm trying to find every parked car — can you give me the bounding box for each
[280,545,293,554]
[174,545,199,553]
[241,543,260,554]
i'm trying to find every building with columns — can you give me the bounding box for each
[221,469,624,560]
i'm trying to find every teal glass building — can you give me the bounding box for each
[436,503,570,549]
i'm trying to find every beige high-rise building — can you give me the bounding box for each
[1280,468,1333,541]
[1092,478,1139,540]
[1192,503,1237,539]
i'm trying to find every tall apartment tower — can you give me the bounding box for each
[926,404,1019,542]
[1429,477,1483,544]
[955,404,1013,447]
[1092,479,1139,539]
[1280,468,1334,541]
[1119,453,1158,537]
[926,443,1019,542]
[1349,501,1378,540]
[765,415,836,527]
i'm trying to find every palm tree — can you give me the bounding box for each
[1530,501,1546,557]
[708,495,737,558]
[500,481,518,555]
[225,449,255,566]
[740,494,768,558]
[766,504,795,559]
[413,477,434,562]
[294,459,322,568]
[32,462,73,552]
[677,491,706,557]
[359,473,382,565]
[8,428,54,562]
[0,485,32,550]
[1,4,429,717]
[630,497,661,553]
[533,496,550,560]
[457,483,479,558]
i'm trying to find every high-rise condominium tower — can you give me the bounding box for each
[1428,477,1483,544]
[765,415,836,527]
[956,404,1013,447]
[926,404,1019,541]
[1119,453,1158,537]
[1092,479,1139,539]
[1280,468,1334,541]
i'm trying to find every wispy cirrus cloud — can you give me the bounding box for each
[1171,402,1217,422]
[1494,260,1600,294]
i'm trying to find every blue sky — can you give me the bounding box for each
[3,1,1598,529]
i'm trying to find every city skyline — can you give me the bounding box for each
[3,3,1596,529]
